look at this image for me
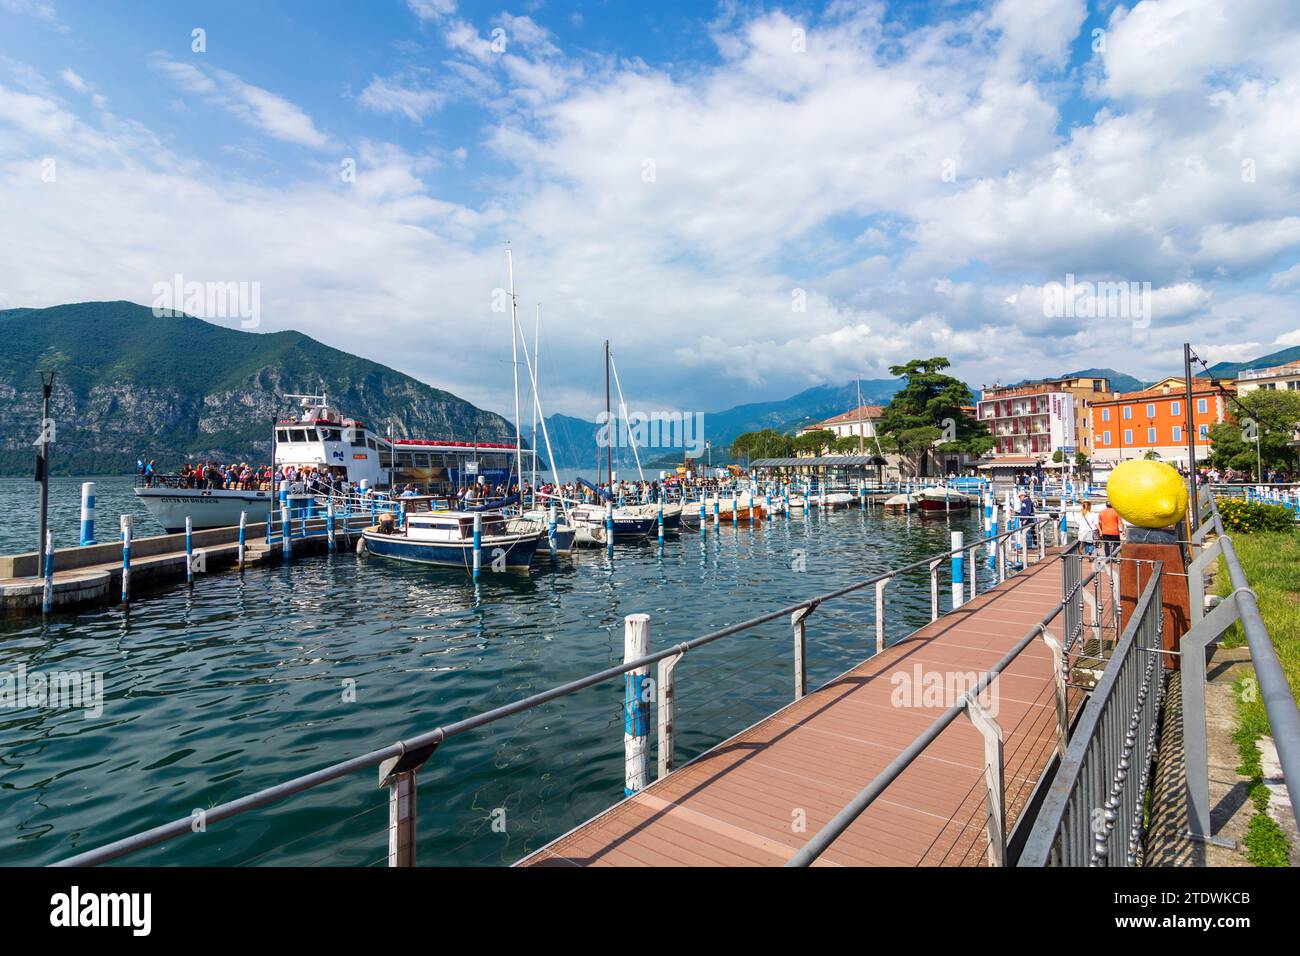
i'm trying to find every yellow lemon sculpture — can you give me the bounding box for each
[1107,460,1189,529]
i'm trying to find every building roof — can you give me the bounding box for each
[806,404,884,429]
[1090,377,1233,404]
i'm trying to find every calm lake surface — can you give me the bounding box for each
[0,476,990,866]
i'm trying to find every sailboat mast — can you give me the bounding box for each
[857,376,864,455]
[608,350,645,486]
[604,339,612,489]
[507,248,523,493]
[531,303,540,493]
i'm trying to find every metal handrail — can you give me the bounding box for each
[1203,499,1300,827]
[1018,566,1165,866]
[785,547,1105,867]
[52,514,1061,867]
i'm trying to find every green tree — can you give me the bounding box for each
[1208,390,1300,476]
[730,428,795,461]
[877,357,993,476]
[793,429,835,456]
[831,435,862,453]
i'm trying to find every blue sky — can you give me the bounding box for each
[3,0,1300,421]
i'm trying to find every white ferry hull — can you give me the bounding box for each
[134,487,277,533]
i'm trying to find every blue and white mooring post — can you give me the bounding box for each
[657,500,664,545]
[185,516,194,584]
[605,501,614,554]
[472,511,483,579]
[951,530,965,609]
[79,481,96,546]
[327,499,336,552]
[548,504,558,561]
[623,612,651,797]
[120,514,132,604]
[985,490,997,569]
[42,529,54,615]
[281,506,292,561]
[713,496,719,527]
[237,510,247,569]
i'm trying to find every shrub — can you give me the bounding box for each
[1216,498,1297,534]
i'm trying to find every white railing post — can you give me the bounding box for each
[951,531,965,609]
[657,647,684,779]
[624,613,651,796]
[875,577,890,653]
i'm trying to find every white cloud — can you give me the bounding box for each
[1267,264,1300,291]
[358,71,446,122]
[406,0,455,21]
[59,67,105,107]
[4,2,1300,418]
[151,55,329,149]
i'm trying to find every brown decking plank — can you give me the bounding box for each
[518,551,1073,867]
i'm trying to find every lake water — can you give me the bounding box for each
[0,477,990,866]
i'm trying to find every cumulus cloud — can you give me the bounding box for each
[3,1,1300,419]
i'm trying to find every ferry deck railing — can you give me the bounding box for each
[52,513,1070,868]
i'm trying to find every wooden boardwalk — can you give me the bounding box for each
[520,550,1084,867]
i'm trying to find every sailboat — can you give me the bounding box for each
[511,300,582,552]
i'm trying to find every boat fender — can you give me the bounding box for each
[356,536,367,555]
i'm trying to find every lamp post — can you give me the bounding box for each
[1183,343,1199,519]
[36,371,55,572]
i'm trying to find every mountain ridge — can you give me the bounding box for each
[1,301,517,476]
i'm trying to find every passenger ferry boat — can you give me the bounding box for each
[361,511,542,571]
[134,393,533,532]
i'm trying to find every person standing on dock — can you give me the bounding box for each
[1097,500,1124,556]
[1076,500,1098,557]
[1017,491,1037,547]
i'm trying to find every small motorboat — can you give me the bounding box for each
[623,502,683,530]
[915,486,973,514]
[512,510,578,555]
[361,510,542,571]
[570,505,656,542]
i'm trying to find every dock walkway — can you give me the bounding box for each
[521,550,1081,867]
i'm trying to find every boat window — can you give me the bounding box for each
[352,431,367,447]
[367,438,377,449]
[397,452,414,467]
[379,450,393,467]
[414,453,430,467]
[482,518,506,535]
[320,428,342,441]
[276,429,290,443]
[292,429,311,443]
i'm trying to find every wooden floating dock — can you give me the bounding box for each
[0,517,369,614]
[520,549,1082,867]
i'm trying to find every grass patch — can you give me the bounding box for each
[1217,531,1299,867]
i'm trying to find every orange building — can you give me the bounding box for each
[1088,377,1234,468]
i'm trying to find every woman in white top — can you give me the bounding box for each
[1076,500,1098,556]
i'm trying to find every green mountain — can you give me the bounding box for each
[1,301,516,476]
[1205,345,1300,378]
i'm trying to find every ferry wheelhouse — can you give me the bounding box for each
[135,394,534,532]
